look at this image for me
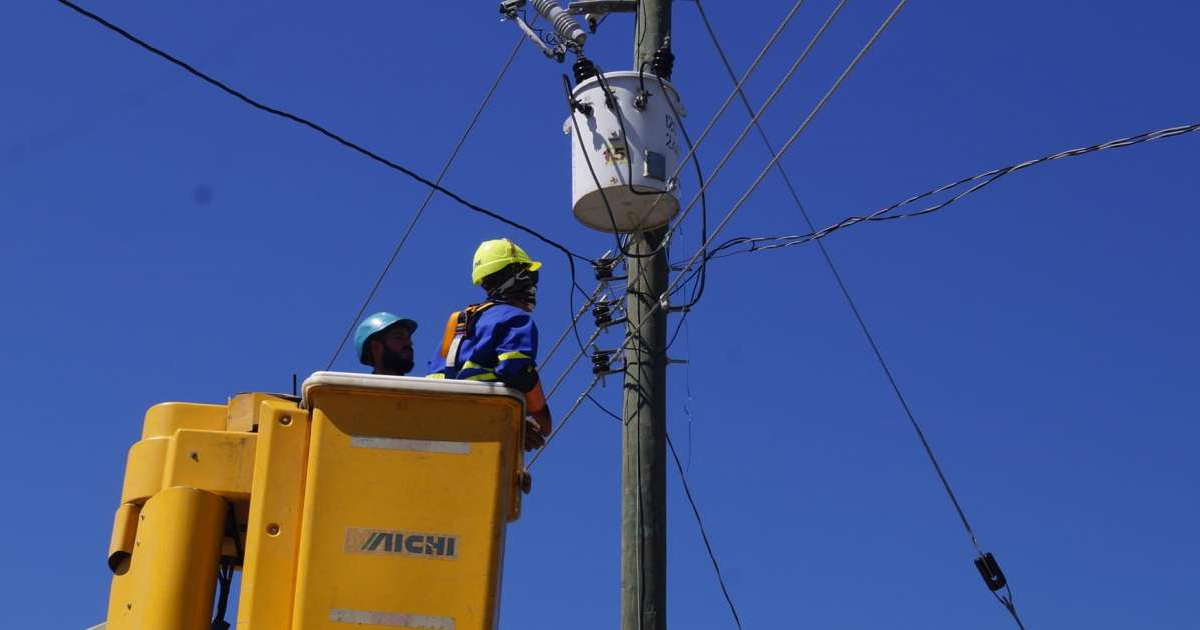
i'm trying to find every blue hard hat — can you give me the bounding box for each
[354,312,417,365]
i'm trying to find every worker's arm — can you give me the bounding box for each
[492,311,540,393]
[492,312,551,446]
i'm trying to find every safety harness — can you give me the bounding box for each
[435,300,548,413]
[439,301,498,370]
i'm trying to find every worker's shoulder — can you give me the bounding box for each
[478,303,534,326]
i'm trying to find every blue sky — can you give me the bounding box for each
[2,1,1198,628]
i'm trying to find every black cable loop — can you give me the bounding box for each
[696,121,1200,262]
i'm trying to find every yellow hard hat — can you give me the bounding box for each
[472,238,542,285]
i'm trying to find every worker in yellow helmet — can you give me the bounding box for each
[428,239,551,450]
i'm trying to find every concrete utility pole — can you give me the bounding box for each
[622,1,670,628]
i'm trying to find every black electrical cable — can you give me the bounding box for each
[652,71,708,309]
[563,66,684,261]
[593,68,663,199]
[583,367,743,630]
[666,432,743,630]
[326,31,530,370]
[619,0,851,356]
[55,0,595,357]
[563,62,710,317]
[56,0,590,264]
[562,74,637,258]
[689,2,1029,626]
[637,0,842,264]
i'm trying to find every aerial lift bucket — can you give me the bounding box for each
[102,372,527,630]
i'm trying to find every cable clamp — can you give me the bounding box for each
[973,552,1008,592]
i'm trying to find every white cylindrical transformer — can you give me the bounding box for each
[564,71,686,233]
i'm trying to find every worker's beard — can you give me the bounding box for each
[380,348,414,376]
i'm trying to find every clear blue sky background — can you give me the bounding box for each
[2,1,1197,628]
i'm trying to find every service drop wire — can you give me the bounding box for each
[697,121,1200,264]
[55,0,595,335]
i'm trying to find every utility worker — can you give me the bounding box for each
[355,312,418,376]
[428,239,552,450]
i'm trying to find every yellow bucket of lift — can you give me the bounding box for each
[103,372,527,630]
[290,372,526,630]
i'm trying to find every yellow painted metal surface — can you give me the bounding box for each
[120,438,169,504]
[106,487,226,630]
[237,399,309,629]
[228,392,282,433]
[107,503,140,573]
[291,377,523,630]
[141,402,227,439]
[163,429,257,500]
[106,375,525,629]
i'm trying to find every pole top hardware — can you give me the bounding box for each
[566,0,637,14]
[499,0,588,63]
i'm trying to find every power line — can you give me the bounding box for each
[663,0,907,300]
[633,0,848,356]
[667,0,844,348]
[325,32,529,369]
[569,337,742,630]
[651,0,846,246]
[55,0,594,312]
[689,2,1031,626]
[665,432,742,630]
[623,0,907,363]
[527,375,603,468]
[617,0,810,252]
[542,284,608,371]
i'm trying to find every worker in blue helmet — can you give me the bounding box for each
[355,312,418,376]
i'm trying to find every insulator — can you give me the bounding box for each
[591,350,614,375]
[573,57,597,84]
[592,301,613,326]
[591,255,616,280]
[533,0,587,48]
[651,46,675,80]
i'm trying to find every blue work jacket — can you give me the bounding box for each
[427,303,540,391]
